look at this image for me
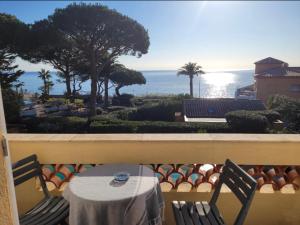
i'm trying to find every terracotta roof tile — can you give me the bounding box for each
[255,66,300,77]
[254,57,286,64]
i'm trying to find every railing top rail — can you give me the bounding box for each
[7,133,300,142]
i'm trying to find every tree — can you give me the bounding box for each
[99,58,122,107]
[0,13,26,89]
[110,67,146,96]
[0,51,24,89]
[23,19,79,102]
[0,13,27,123]
[38,69,53,102]
[177,62,205,97]
[49,3,149,116]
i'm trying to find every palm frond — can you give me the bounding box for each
[177,62,205,77]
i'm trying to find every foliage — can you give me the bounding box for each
[38,69,53,102]
[22,18,81,101]
[123,100,183,121]
[1,89,22,123]
[89,117,230,133]
[225,110,269,133]
[110,67,146,96]
[112,94,135,107]
[255,110,281,123]
[169,93,193,101]
[114,108,137,120]
[267,95,300,132]
[177,62,205,97]
[22,114,230,134]
[0,13,25,89]
[22,116,88,133]
[49,3,150,116]
[0,13,26,123]
[0,13,28,53]
[0,50,24,89]
[96,61,124,107]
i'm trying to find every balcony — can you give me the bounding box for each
[6,133,300,225]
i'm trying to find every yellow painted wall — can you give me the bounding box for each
[7,133,300,225]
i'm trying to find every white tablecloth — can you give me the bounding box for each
[63,164,164,225]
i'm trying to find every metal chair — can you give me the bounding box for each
[172,159,257,225]
[12,154,69,225]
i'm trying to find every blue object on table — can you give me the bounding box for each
[114,172,130,182]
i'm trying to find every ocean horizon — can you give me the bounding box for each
[19,70,254,98]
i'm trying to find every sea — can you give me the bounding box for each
[19,70,254,98]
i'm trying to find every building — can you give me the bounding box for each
[183,98,266,122]
[254,57,300,103]
[235,84,256,100]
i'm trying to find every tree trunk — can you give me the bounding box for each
[189,75,193,97]
[115,85,122,97]
[89,53,97,117]
[43,79,47,95]
[104,76,109,107]
[65,74,73,103]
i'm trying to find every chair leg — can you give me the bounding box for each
[60,220,68,225]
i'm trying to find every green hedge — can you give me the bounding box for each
[225,110,269,133]
[22,115,231,134]
[115,108,137,120]
[112,94,134,107]
[22,116,88,133]
[130,100,182,121]
[89,118,230,133]
[255,110,281,123]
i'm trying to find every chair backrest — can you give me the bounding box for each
[12,154,49,198]
[210,159,257,225]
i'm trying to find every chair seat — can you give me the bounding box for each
[20,196,69,225]
[172,201,226,225]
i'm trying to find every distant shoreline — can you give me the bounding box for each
[22,69,254,74]
[19,70,254,98]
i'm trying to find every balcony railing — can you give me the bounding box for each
[7,133,300,225]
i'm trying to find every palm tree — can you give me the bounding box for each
[38,69,53,102]
[177,62,205,97]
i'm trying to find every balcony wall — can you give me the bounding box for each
[7,133,300,225]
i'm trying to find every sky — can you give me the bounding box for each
[1,1,300,71]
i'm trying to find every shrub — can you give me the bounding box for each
[48,98,66,105]
[267,95,300,132]
[62,116,88,132]
[2,89,22,123]
[74,99,85,108]
[23,116,88,133]
[132,100,182,121]
[225,110,268,133]
[170,93,192,101]
[255,110,281,123]
[89,122,136,133]
[136,121,196,133]
[89,119,137,133]
[96,107,103,115]
[88,118,230,133]
[115,108,137,120]
[112,94,134,107]
[22,115,231,134]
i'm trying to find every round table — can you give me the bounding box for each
[63,164,164,225]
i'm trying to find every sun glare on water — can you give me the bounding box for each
[200,72,236,98]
